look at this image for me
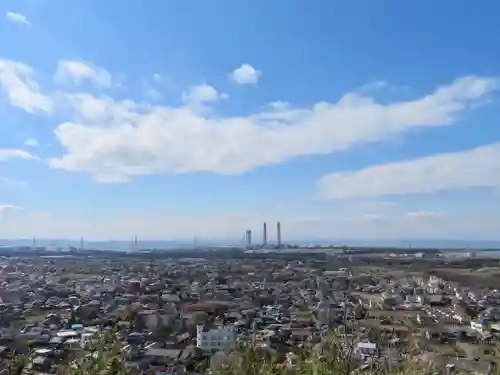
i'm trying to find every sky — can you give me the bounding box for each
[1,0,500,242]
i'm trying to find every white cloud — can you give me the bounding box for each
[181,84,227,113]
[0,204,22,213]
[318,143,500,199]
[269,101,290,110]
[145,87,162,100]
[406,211,446,218]
[49,75,497,183]
[6,12,30,25]
[0,59,52,113]
[55,59,112,88]
[152,73,162,84]
[144,73,175,100]
[0,58,498,184]
[0,148,40,162]
[230,64,261,85]
[24,138,39,146]
[150,73,175,90]
[183,84,224,104]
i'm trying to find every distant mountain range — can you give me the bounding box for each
[1,238,500,250]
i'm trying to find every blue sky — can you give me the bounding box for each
[1,0,500,241]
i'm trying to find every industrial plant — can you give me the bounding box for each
[244,221,284,249]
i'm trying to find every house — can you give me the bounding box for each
[139,310,176,330]
[355,342,377,361]
[196,323,236,352]
[470,319,489,333]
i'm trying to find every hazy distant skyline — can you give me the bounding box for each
[3,237,500,251]
[1,1,500,240]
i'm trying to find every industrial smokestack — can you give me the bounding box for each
[263,222,267,247]
[245,230,252,248]
[277,222,282,248]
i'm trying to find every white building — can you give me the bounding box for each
[196,324,236,352]
[470,320,489,333]
[81,332,94,347]
[355,342,377,361]
[428,276,441,287]
[405,295,423,304]
[455,291,465,300]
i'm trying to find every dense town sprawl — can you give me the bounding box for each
[0,247,500,374]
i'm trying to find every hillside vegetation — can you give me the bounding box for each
[5,333,478,375]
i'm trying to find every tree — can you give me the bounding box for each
[60,333,133,375]
[7,353,28,375]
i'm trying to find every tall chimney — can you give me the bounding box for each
[263,222,267,247]
[245,230,252,248]
[277,222,282,248]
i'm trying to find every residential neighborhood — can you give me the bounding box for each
[0,248,500,374]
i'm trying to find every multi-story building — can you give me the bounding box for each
[196,323,236,352]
